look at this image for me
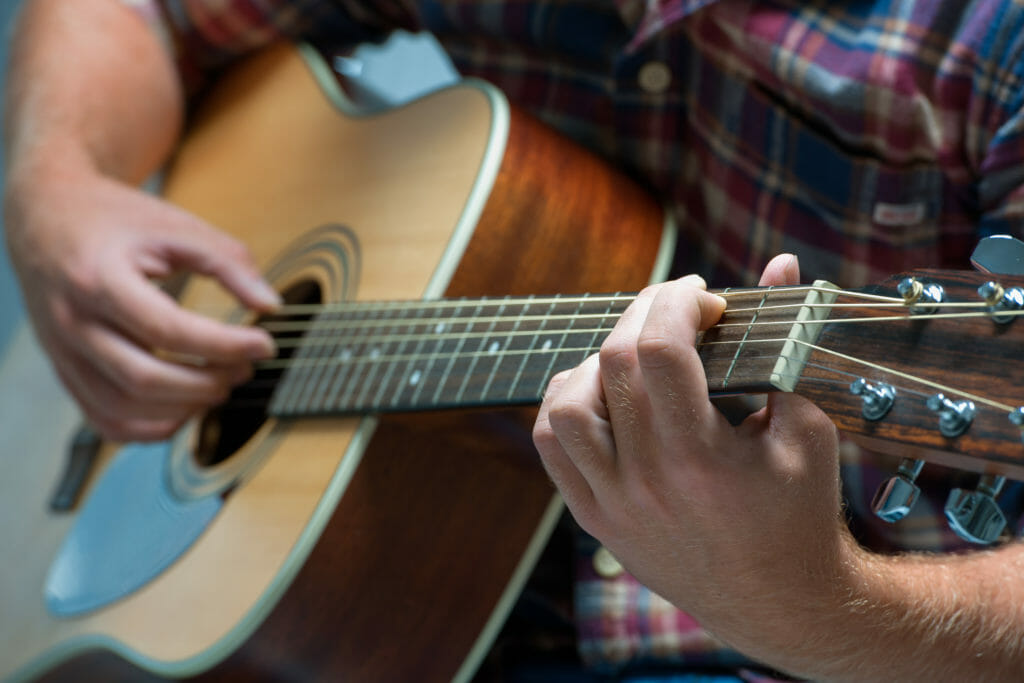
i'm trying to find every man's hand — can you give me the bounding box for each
[5,164,279,442]
[533,254,859,660]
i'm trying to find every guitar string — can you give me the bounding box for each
[222,344,1021,425]
[250,332,1015,412]
[184,280,1022,413]
[239,284,847,316]
[246,313,1021,410]
[225,326,1021,416]
[183,284,882,322]
[258,305,1024,350]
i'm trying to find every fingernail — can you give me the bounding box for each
[252,277,283,310]
[680,274,707,289]
[248,330,278,360]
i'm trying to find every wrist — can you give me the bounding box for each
[4,138,96,223]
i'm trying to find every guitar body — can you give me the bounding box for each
[1,46,671,681]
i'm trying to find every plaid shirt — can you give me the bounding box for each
[140,0,1024,676]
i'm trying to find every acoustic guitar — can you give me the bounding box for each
[0,44,672,681]
[4,43,1024,682]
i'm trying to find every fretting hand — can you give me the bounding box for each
[533,254,861,661]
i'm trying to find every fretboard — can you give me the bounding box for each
[261,285,835,418]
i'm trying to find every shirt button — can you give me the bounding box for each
[638,61,672,93]
[592,545,625,578]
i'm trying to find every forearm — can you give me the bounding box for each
[750,538,1024,681]
[4,0,182,188]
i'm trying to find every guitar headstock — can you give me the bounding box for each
[798,267,1024,482]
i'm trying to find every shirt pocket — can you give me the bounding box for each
[737,81,975,284]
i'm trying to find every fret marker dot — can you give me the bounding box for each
[409,369,422,386]
[435,323,448,334]
[369,347,381,359]
[542,340,552,351]
[488,341,500,354]
[339,349,353,361]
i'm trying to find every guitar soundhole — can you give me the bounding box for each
[193,279,322,468]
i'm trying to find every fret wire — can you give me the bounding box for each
[405,299,467,407]
[350,305,400,410]
[583,291,617,381]
[319,305,372,412]
[721,287,772,389]
[275,311,323,415]
[369,303,423,408]
[479,296,521,401]
[386,304,437,409]
[505,295,545,401]
[535,295,589,398]
[447,298,500,406]
[306,307,357,411]
[526,296,567,400]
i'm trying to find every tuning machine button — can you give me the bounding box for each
[897,277,945,314]
[850,379,895,421]
[1010,408,1024,443]
[871,458,924,523]
[926,393,975,437]
[971,235,1024,276]
[978,281,1024,324]
[945,475,1007,545]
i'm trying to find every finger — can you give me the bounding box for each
[763,391,839,475]
[48,344,199,442]
[635,276,728,442]
[100,263,276,363]
[544,354,619,488]
[75,317,253,405]
[534,368,597,519]
[598,284,662,454]
[142,203,282,312]
[758,253,801,287]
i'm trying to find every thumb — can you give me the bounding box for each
[758,253,800,287]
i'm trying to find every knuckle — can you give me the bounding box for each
[222,238,254,266]
[547,396,588,433]
[119,362,164,397]
[531,419,560,455]
[635,329,675,371]
[213,236,256,272]
[599,334,636,373]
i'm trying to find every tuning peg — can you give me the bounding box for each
[977,281,1024,324]
[850,378,895,421]
[971,235,1024,276]
[897,277,945,314]
[871,458,924,523]
[926,393,975,437]
[1010,408,1024,443]
[945,475,1007,545]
